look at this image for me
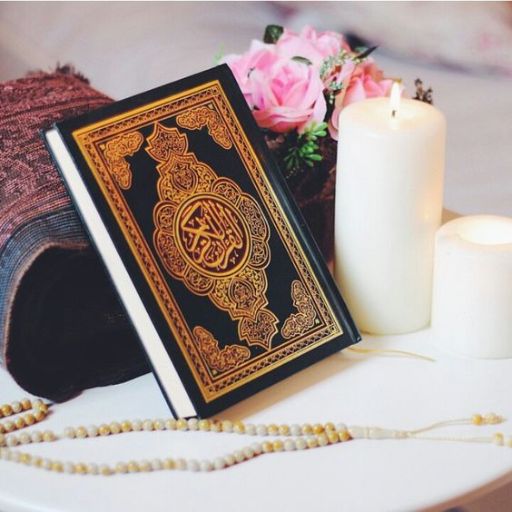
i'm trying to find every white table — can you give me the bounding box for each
[1,330,512,512]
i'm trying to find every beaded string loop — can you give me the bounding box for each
[0,399,50,435]
[0,398,510,476]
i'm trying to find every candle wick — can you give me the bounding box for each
[391,109,397,118]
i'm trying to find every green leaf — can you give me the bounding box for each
[280,121,329,179]
[354,46,378,60]
[291,56,313,66]
[263,25,284,44]
[305,122,328,138]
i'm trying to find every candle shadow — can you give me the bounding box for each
[219,351,362,420]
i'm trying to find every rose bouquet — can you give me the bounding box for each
[222,25,397,261]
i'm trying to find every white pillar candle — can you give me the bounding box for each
[431,215,512,358]
[334,86,446,334]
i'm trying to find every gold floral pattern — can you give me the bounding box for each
[281,280,318,339]
[101,132,143,189]
[193,326,250,373]
[176,105,232,149]
[147,123,278,350]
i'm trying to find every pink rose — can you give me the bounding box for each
[249,57,327,133]
[343,60,393,105]
[328,60,393,139]
[222,40,279,106]
[276,25,350,67]
[223,25,392,138]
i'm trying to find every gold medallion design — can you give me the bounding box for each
[147,122,278,350]
[193,326,250,373]
[281,280,318,339]
[175,194,250,278]
[101,132,143,189]
[176,105,232,149]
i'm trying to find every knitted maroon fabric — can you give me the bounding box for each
[0,68,109,249]
[0,69,148,401]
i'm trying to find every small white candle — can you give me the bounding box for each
[334,86,446,334]
[431,215,512,358]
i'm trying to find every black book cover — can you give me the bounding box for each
[45,64,360,418]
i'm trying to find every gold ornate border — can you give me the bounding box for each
[72,81,343,402]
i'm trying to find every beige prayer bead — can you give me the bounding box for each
[1,405,13,417]
[20,399,32,411]
[262,441,273,453]
[3,421,15,433]
[121,421,132,433]
[87,464,99,475]
[19,433,31,445]
[36,403,49,414]
[139,460,152,472]
[272,440,284,452]
[233,421,245,434]
[52,461,63,472]
[154,419,166,431]
[339,431,351,442]
[278,425,290,436]
[100,465,112,476]
[210,421,222,432]
[24,414,36,426]
[301,424,313,435]
[42,431,55,442]
[198,419,210,431]
[313,423,324,435]
[317,434,329,447]
[221,420,233,432]
[116,462,128,474]
[327,432,339,444]
[306,437,318,449]
[267,424,279,435]
[33,411,45,422]
[75,463,88,475]
[127,461,139,473]
[76,427,88,439]
[20,453,31,465]
[471,414,483,425]
[176,419,188,431]
[109,422,121,434]
[11,402,22,414]
[493,433,504,446]
[142,419,154,431]
[98,425,111,436]
[163,458,175,470]
[165,419,177,430]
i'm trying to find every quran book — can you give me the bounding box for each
[44,65,360,418]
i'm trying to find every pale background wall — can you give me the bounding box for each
[1,1,511,222]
